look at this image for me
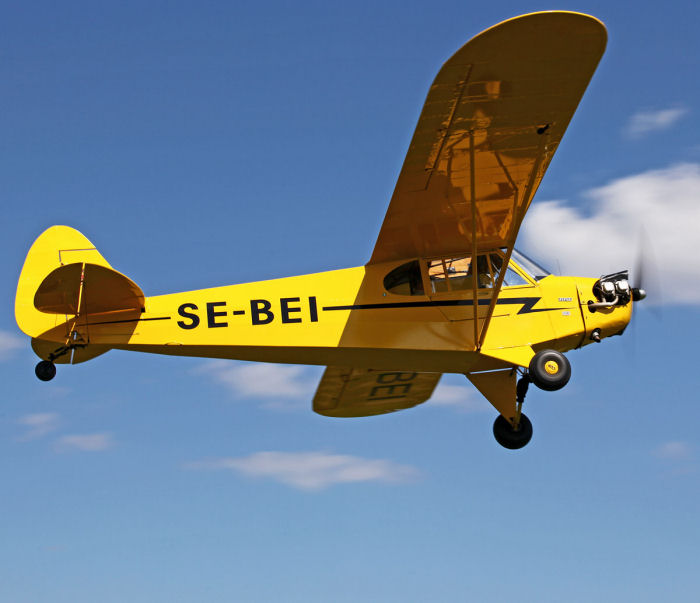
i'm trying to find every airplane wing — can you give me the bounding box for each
[313,366,441,417]
[370,11,607,264]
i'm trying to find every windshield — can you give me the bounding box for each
[510,249,551,281]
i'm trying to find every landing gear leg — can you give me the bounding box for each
[513,373,530,428]
[35,360,56,382]
[492,373,533,450]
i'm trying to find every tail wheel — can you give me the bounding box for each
[493,414,533,449]
[528,350,571,391]
[35,360,56,382]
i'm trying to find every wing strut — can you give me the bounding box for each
[469,130,480,349]
[477,130,551,349]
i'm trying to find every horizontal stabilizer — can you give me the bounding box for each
[34,263,145,316]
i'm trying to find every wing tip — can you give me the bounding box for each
[487,10,607,36]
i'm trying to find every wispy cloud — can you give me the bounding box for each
[652,441,696,475]
[0,330,25,361]
[522,163,700,305]
[17,412,60,441]
[194,361,320,409]
[429,384,490,412]
[624,106,688,138]
[185,450,419,491]
[653,441,693,461]
[55,433,114,452]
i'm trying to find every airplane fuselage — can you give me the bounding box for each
[79,260,631,374]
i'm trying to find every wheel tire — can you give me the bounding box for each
[528,350,571,391]
[493,414,533,450]
[35,360,56,382]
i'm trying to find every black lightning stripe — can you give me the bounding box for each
[322,297,564,315]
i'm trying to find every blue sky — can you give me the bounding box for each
[2,2,700,601]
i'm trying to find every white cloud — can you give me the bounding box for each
[185,450,419,491]
[17,412,60,441]
[521,163,700,305]
[429,384,490,412]
[0,330,25,361]
[194,361,319,409]
[653,441,693,461]
[625,106,688,138]
[56,433,114,452]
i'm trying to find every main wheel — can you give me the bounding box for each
[35,360,56,382]
[493,414,532,449]
[528,350,571,391]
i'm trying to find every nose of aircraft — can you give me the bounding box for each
[632,287,646,301]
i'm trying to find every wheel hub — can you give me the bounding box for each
[544,360,559,375]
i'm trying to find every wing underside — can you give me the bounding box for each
[370,12,607,265]
[313,366,441,418]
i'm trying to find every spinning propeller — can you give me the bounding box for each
[631,229,662,316]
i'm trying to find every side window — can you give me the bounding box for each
[490,253,529,287]
[427,255,495,293]
[384,260,424,296]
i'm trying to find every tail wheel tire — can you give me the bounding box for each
[528,350,571,391]
[493,414,533,450]
[35,360,56,382]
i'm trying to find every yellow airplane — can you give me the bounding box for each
[14,11,645,449]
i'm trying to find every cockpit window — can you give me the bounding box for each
[383,260,424,296]
[510,249,550,281]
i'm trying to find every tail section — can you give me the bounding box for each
[16,226,144,365]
